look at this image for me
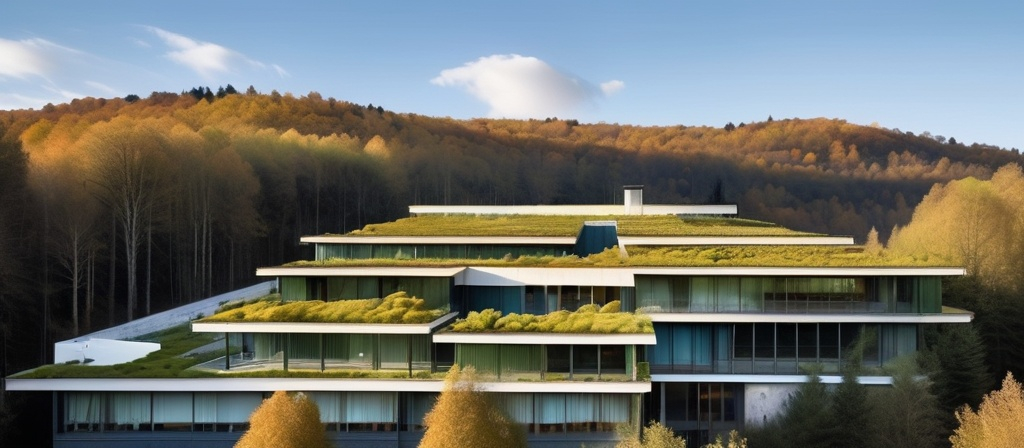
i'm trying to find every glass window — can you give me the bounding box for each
[754,323,775,358]
[547,345,571,373]
[820,324,840,359]
[734,324,753,359]
[717,277,740,312]
[600,345,627,374]
[573,346,599,374]
[798,323,817,361]
[777,323,797,358]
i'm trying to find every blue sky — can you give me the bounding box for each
[2,1,1023,150]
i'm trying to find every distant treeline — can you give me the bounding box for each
[1,88,1022,371]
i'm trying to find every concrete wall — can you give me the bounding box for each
[744,383,800,426]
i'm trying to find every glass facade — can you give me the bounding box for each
[280,276,451,310]
[649,322,916,374]
[651,382,743,446]
[496,393,634,434]
[467,285,625,314]
[60,391,435,433]
[317,243,571,261]
[635,275,942,314]
[456,343,632,380]
[238,333,433,372]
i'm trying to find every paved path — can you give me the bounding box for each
[62,281,276,343]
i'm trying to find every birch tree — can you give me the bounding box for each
[86,120,166,321]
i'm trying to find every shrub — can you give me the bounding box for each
[234,391,330,448]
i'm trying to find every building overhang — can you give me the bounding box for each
[192,312,459,334]
[408,204,737,216]
[478,381,651,394]
[302,236,575,245]
[256,266,466,278]
[432,332,657,345]
[618,236,855,246]
[5,377,446,392]
[651,374,894,385]
[457,267,636,287]
[5,377,650,394]
[631,267,966,277]
[647,309,973,324]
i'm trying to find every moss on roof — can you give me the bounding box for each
[283,245,956,268]
[339,215,820,237]
[200,292,444,324]
[447,301,654,334]
[12,325,219,379]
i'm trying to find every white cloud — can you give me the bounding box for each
[144,26,281,79]
[0,38,75,79]
[85,80,118,96]
[601,80,625,95]
[431,54,622,119]
[272,64,289,78]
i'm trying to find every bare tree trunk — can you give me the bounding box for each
[228,237,235,290]
[145,209,151,316]
[41,199,49,361]
[85,248,93,333]
[71,233,79,336]
[108,214,116,326]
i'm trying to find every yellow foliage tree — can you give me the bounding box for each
[616,420,686,448]
[950,372,1024,448]
[891,164,1024,289]
[419,365,526,448]
[235,391,332,448]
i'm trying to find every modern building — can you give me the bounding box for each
[7,187,972,447]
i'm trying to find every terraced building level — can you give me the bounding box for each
[7,186,971,447]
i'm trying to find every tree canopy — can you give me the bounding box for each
[419,365,526,448]
[951,372,1024,448]
[234,391,331,448]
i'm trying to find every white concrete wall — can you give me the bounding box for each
[744,383,800,426]
[54,339,160,366]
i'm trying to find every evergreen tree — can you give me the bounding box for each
[830,333,869,448]
[866,357,946,448]
[747,369,835,448]
[923,323,991,414]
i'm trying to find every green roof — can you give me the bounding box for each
[284,245,956,268]
[340,215,820,237]
[448,302,654,334]
[199,292,444,324]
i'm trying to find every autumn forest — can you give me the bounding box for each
[3,88,1024,443]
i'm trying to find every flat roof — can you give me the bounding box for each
[408,204,737,216]
[5,377,650,393]
[336,214,817,238]
[193,312,459,334]
[648,308,973,324]
[259,266,964,280]
[432,332,657,345]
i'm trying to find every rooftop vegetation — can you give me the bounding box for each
[13,325,219,379]
[447,301,654,334]
[285,245,956,269]
[341,215,819,238]
[200,292,445,324]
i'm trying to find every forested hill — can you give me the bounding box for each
[1,88,1022,342]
